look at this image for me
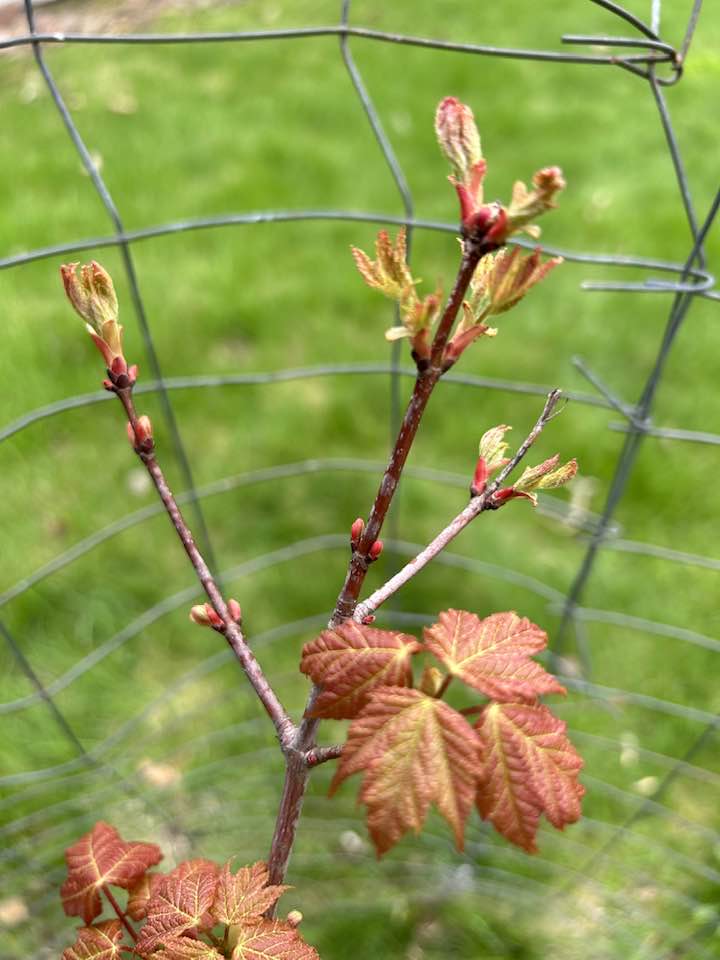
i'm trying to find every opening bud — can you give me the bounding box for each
[435,97,482,186]
[61,261,125,369]
[189,603,224,629]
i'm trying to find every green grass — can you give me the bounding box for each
[1,1,720,957]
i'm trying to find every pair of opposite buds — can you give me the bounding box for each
[189,598,242,630]
[350,517,383,562]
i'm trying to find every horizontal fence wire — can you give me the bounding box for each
[1,0,718,957]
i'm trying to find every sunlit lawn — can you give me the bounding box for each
[1,2,719,957]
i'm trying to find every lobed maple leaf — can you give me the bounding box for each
[61,821,163,923]
[300,621,421,719]
[231,919,320,960]
[424,609,565,702]
[153,938,223,960]
[126,870,165,921]
[136,858,220,953]
[474,701,585,852]
[330,687,479,855]
[62,920,124,960]
[211,860,290,927]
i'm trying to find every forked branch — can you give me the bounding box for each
[353,389,564,622]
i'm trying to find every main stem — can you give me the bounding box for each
[331,243,482,626]
[265,237,485,890]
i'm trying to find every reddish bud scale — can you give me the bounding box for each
[189,603,224,629]
[227,598,242,623]
[471,456,489,497]
[110,356,127,377]
[368,540,383,561]
[350,517,364,548]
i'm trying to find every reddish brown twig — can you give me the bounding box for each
[353,389,563,622]
[102,885,137,943]
[331,238,487,626]
[114,385,296,752]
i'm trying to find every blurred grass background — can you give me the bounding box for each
[1,1,719,957]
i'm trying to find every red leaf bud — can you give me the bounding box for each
[127,416,154,453]
[361,615,376,625]
[110,355,127,377]
[135,415,153,444]
[227,598,242,623]
[350,517,364,548]
[368,540,383,561]
[189,603,224,628]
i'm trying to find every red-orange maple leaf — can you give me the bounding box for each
[127,870,164,921]
[137,859,220,953]
[61,821,163,923]
[153,938,223,960]
[211,860,289,927]
[474,701,584,853]
[330,686,479,855]
[300,621,421,719]
[231,920,320,960]
[424,609,565,702]
[61,920,124,960]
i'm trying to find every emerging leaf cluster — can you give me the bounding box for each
[61,823,318,960]
[301,610,583,855]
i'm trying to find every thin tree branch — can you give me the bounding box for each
[305,744,344,766]
[353,389,563,622]
[113,385,296,751]
[102,885,137,942]
[331,239,484,625]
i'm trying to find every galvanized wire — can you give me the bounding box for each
[1,1,718,957]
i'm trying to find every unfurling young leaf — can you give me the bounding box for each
[479,424,512,474]
[514,456,578,494]
[424,609,566,703]
[434,97,564,243]
[300,620,422,719]
[61,821,163,924]
[126,871,165,921]
[350,227,441,354]
[445,248,561,364]
[62,920,125,960]
[330,687,479,855]
[351,228,415,303]
[136,859,219,953]
[474,701,585,853]
[506,166,566,238]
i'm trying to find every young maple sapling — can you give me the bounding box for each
[57,97,582,960]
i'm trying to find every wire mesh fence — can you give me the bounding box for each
[1,0,719,957]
